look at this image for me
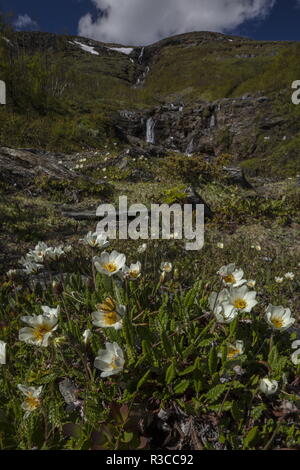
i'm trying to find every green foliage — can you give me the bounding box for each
[0,233,299,450]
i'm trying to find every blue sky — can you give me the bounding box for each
[1,0,300,45]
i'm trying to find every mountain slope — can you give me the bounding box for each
[1,30,300,174]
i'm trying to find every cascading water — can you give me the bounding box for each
[185,138,194,155]
[146,117,156,144]
[138,47,145,64]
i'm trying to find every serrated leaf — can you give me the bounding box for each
[165,362,176,384]
[174,379,190,395]
[206,383,228,402]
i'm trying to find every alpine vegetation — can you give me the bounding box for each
[0,229,299,450]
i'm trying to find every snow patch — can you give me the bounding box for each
[71,40,99,56]
[108,47,134,55]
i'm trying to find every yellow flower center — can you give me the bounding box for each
[103,262,117,273]
[227,348,240,359]
[271,317,283,329]
[129,270,139,278]
[223,274,235,284]
[33,324,53,341]
[99,297,115,311]
[233,298,247,310]
[103,311,118,326]
[109,356,118,370]
[25,395,41,411]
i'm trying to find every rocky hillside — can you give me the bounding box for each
[1,30,300,175]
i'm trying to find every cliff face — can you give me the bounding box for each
[1,30,300,175]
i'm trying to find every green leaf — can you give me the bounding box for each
[206,383,228,403]
[165,362,177,385]
[179,364,195,376]
[243,426,259,449]
[136,369,151,391]
[174,379,190,395]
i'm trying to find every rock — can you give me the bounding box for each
[182,186,213,219]
[223,166,253,189]
[0,147,77,188]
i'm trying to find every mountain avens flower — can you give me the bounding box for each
[93,251,126,276]
[259,378,278,395]
[19,314,58,347]
[81,231,109,249]
[94,342,125,377]
[209,291,238,323]
[92,297,125,330]
[217,263,247,288]
[41,305,60,318]
[160,262,173,273]
[122,261,141,280]
[226,340,244,360]
[284,272,295,281]
[18,384,42,417]
[291,340,300,365]
[265,305,295,332]
[223,286,258,313]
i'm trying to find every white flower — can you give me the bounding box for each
[31,242,49,262]
[18,384,43,416]
[81,231,109,249]
[217,263,247,288]
[137,243,147,254]
[6,269,20,279]
[92,297,125,330]
[291,349,300,365]
[222,286,258,313]
[275,277,284,284]
[259,378,278,395]
[83,329,92,344]
[93,251,126,276]
[160,262,173,273]
[284,272,295,281]
[122,261,141,280]
[217,242,224,249]
[19,315,58,347]
[46,245,66,260]
[265,305,295,332]
[209,291,238,323]
[41,305,60,318]
[0,341,6,365]
[94,342,125,377]
[226,340,244,360]
[23,261,43,274]
[291,340,300,365]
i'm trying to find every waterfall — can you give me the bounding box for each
[185,138,194,155]
[146,117,156,144]
[138,47,145,64]
[210,114,216,128]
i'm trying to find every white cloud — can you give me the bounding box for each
[78,0,276,46]
[14,14,38,31]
